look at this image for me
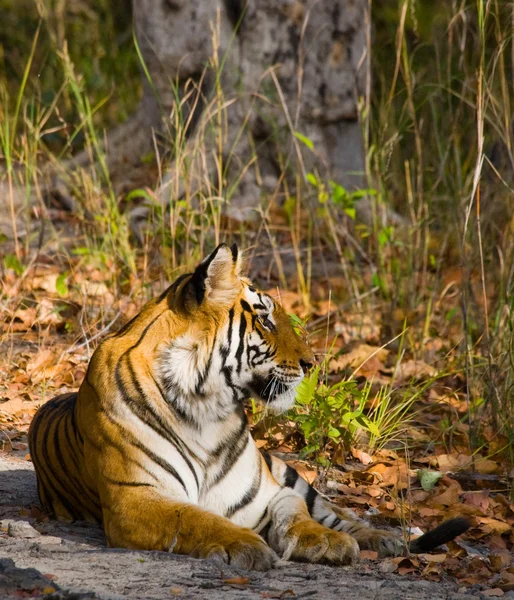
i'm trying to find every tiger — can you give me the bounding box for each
[28,243,469,570]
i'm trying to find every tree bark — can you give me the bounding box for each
[37,0,389,233]
[131,0,370,221]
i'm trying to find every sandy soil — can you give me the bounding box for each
[0,454,496,600]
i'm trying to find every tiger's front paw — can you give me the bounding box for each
[194,529,278,571]
[352,527,405,557]
[270,519,360,565]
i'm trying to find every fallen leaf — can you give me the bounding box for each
[223,577,250,585]
[418,507,442,518]
[331,344,389,375]
[462,490,490,514]
[418,468,443,491]
[360,550,378,560]
[379,559,398,574]
[490,552,513,573]
[429,485,460,507]
[437,454,472,472]
[418,553,447,563]
[393,359,437,383]
[351,448,373,465]
[286,461,317,484]
[483,589,504,597]
[477,517,512,535]
[475,458,499,475]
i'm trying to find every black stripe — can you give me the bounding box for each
[284,465,299,488]
[195,334,216,396]
[149,372,203,465]
[68,394,84,445]
[305,486,318,514]
[253,506,270,531]
[211,432,250,487]
[226,307,234,356]
[210,408,248,460]
[261,451,273,471]
[225,462,262,518]
[240,299,252,312]
[105,478,155,488]
[234,312,247,373]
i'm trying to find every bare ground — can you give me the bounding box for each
[0,454,495,600]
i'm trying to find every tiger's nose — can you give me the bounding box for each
[300,359,313,374]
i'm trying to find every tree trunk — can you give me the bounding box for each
[41,0,387,233]
[131,0,371,222]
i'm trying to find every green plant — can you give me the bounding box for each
[292,365,379,466]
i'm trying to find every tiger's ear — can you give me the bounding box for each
[172,243,243,313]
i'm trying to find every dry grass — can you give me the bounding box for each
[1,0,514,467]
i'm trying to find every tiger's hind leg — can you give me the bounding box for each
[28,393,102,523]
[101,486,278,570]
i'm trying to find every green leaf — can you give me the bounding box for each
[72,247,91,256]
[306,172,318,187]
[4,254,24,276]
[126,188,155,203]
[328,427,341,439]
[55,273,69,297]
[294,131,314,151]
[417,468,443,491]
[295,366,320,405]
[357,415,381,437]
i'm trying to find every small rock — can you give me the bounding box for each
[35,535,63,545]
[0,519,13,531]
[7,521,41,539]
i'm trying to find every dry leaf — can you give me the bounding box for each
[490,552,513,573]
[331,344,389,374]
[351,448,373,465]
[437,454,472,472]
[483,589,504,597]
[475,458,499,475]
[286,461,317,484]
[462,490,490,514]
[223,577,250,585]
[392,359,437,383]
[418,553,447,563]
[429,485,460,507]
[477,517,512,535]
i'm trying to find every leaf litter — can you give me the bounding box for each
[1,251,513,595]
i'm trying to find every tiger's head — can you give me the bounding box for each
[160,244,313,421]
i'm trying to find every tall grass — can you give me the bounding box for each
[1,0,514,465]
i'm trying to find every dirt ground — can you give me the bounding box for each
[0,455,500,600]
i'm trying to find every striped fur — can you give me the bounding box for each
[29,244,468,570]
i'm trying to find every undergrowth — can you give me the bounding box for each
[1,0,513,473]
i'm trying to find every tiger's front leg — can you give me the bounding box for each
[267,488,360,565]
[102,487,277,571]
